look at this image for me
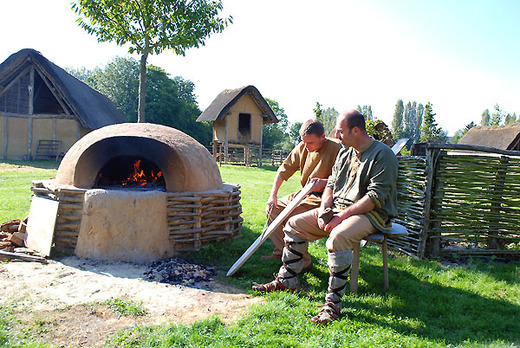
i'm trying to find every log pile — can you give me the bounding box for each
[0,218,47,263]
[0,218,27,251]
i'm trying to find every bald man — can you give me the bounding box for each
[253,109,398,325]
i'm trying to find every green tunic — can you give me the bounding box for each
[326,140,398,232]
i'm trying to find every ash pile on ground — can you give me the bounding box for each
[144,258,217,287]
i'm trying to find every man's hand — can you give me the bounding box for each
[308,178,328,193]
[317,207,332,230]
[266,195,279,214]
[323,215,341,233]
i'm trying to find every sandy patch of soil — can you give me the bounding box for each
[0,256,262,347]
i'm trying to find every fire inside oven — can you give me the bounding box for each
[94,155,165,188]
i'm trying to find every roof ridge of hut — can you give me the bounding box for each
[0,48,125,129]
[459,122,520,151]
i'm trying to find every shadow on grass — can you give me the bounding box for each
[347,259,520,345]
[196,224,520,345]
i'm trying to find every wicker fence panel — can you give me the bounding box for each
[167,184,243,252]
[391,156,428,257]
[428,148,520,257]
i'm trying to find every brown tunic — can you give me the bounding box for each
[277,138,341,206]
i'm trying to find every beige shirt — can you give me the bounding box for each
[278,138,341,187]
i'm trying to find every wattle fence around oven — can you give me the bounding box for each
[390,143,520,259]
[30,182,243,256]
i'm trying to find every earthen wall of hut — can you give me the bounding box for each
[4,117,29,159]
[56,119,85,152]
[1,115,84,159]
[213,119,226,142]
[228,94,263,143]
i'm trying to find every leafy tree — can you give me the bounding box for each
[366,119,393,145]
[451,121,476,143]
[68,57,210,145]
[263,98,289,149]
[72,0,231,123]
[414,103,424,142]
[420,102,445,142]
[142,66,211,144]
[490,103,503,126]
[67,66,98,87]
[313,102,323,121]
[320,107,339,136]
[391,99,405,137]
[93,57,140,121]
[289,122,303,147]
[403,101,417,139]
[505,112,517,125]
[481,109,490,126]
[357,105,373,120]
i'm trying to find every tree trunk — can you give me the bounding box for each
[137,51,149,123]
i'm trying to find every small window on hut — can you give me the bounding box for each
[238,113,251,141]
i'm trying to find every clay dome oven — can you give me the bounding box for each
[29,123,242,262]
[55,123,223,192]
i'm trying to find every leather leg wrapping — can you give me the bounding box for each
[277,232,308,289]
[324,250,353,307]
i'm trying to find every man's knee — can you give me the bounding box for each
[326,233,356,252]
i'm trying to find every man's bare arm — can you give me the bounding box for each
[266,173,285,212]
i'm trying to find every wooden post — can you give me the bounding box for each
[3,113,7,159]
[420,145,441,258]
[244,145,249,167]
[28,67,35,159]
[488,155,509,250]
[259,121,263,167]
[224,118,229,164]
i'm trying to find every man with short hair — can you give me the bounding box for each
[253,109,398,325]
[262,119,341,270]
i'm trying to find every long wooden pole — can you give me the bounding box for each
[227,181,316,276]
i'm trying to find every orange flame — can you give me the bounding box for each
[122,160,163,186]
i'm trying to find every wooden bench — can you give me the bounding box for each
[34,140,62,161]
[350,222,408,293]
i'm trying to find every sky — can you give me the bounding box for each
[1,0,519,135]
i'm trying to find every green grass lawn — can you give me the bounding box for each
[1,161,520,347]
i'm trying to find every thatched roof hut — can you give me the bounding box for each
[197,85,277,124]
[197,85,278,166]
[0,48,125,160]
[458,124,520,151]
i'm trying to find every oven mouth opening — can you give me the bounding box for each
[94,155,166,190]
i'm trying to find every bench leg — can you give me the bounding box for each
[350,242,360,293]
[382,237,389,292]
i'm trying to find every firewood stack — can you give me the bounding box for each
[0,218,28,251]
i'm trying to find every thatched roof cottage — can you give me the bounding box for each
[459,124,520,151]
[0,49,125,160]
[197,85,277,166]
